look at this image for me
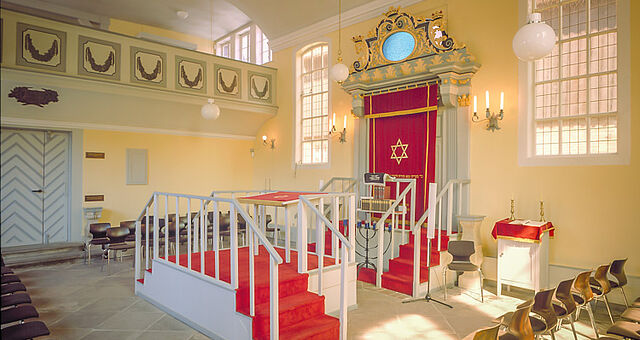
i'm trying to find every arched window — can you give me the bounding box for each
[296,43,329,164]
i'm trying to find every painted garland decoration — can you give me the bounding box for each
[8,87,59,107]
[251,78,268,99]
[24,33,58,62]
[180,65,202,88]
[219,74,238,93]
[85,47,114,73]
[136,57,161,81]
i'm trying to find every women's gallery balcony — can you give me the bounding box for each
[0,9,277,139]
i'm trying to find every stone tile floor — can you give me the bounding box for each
[9,258,626,339]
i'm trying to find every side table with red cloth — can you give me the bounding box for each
[491,218,555,243]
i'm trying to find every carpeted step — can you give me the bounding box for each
[270,314,340,340]
[381,272,413,296]
[357,267,376,284]
[236,273,310,315]
[252,291,327,338]
[398,244,440,264]
[388,258,431,282]
[408,233,450,251]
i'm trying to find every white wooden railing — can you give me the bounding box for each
[409,179,470,296]
[134,192,283,339]
[371,178,417,287]
[319,177,357,193]
[297,193,356,340]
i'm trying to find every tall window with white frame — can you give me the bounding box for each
[533,0,617,156]
[239,31,250,62]
[261,33,272,64]
[299,44,329,164]
[219,40,231,58]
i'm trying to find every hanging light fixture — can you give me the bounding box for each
[512,13,556,61]
[201,0,220,120]
[330,0,349,84]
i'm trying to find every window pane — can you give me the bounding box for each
[561,0,587,40]
[299,44,329,164]
[590,0,617,33]
[561,118,587,155]
[589,115,617,153]
[535,121,560,156]
[560,78,587,116]
[302,142,312,163]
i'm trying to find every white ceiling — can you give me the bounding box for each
[2,0,374,41]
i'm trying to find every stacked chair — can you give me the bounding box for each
[465,257,638,340]
[85,222,137,272]
[1,255,50,340]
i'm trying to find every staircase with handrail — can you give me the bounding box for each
[133,190,357,340]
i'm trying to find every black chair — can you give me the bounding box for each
[1,275,21,285]
[1,283,27,296]
[443,240,484,302]
[120,220,137,242]
[1,292,32,308]
[2,267,14,275]
[86,222,111,264]
[105,227,135,271]
[1,321,50,340]
[1,305,39,325]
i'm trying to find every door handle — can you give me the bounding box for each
[31,189,43,193]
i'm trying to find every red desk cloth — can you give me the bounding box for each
[491,218,555,242]
[238,191,325,205]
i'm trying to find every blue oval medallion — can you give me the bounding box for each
[382,31,415,62]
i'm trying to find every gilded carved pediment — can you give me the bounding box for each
[351,7,464,73]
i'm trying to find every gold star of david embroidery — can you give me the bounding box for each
[390,138,409,165]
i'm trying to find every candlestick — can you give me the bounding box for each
[485,90,489,109]
[510,199,515,220]
[500,92,504,111]
[473,95,477,113]
[343,115,347,129]
[333,113,336,127]
[539,200,545,222]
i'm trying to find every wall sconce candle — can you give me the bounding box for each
[262,135,275,149]
[328,113,347,143]
[472,91,504,132]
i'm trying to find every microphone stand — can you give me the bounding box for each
[402,235,453,308]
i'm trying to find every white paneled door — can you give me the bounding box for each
[1,128,70,247]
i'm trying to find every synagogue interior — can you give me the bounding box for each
[0,0,639,339]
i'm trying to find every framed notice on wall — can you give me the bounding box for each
[126,148,147,185]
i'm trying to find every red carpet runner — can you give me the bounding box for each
[151,246,340,340]
[357,229,450,296]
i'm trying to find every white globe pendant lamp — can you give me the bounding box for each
[331,0,349,84]
[201,98,220,120]
[512,13,556,61]
[201,1,220,120]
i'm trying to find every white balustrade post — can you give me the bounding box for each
[317,199,324,295]
[253,205,259,255]
[349,195,356,261]
[447,182,454,237]
[274,206,279,247]
[332,196,339,262]
[164,197,169,259]
[339,245,348,340]
[376,218,384,287]
[213,200,220,279]
[269,257,279,340]
[187,200,192,270]
[458,182,463,217]
[135,220,141,280]
[153,194,159,259]
[230,204,239,289]
[285,206,290,263]
[249,228,255,316]
[412,225,421,297]
[438,201,443,251]
[175,197,180,265]
[145,207,150,269]
[402,196,407,245]
[200,200,205,275]
[297,201,308,273]
[410,181,416,232]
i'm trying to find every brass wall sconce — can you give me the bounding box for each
[262,135,275,149]
[472,91,504,132]
[328,112,347,143]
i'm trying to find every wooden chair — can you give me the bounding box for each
[443,240,484,302]
[590,263,615,324]
[572,270,600,338]
[609,258,630,307]
[499,300,534,340]
[531,287,558,340]
[462,324,501,340]
[602,320,640,340]
[552,278,578,340]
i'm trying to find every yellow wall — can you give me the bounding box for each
[261,0,640,275]
[83,130,254,224]
[108,18,214,54]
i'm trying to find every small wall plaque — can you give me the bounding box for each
[85,194,104,202]
[85,152,105,159]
